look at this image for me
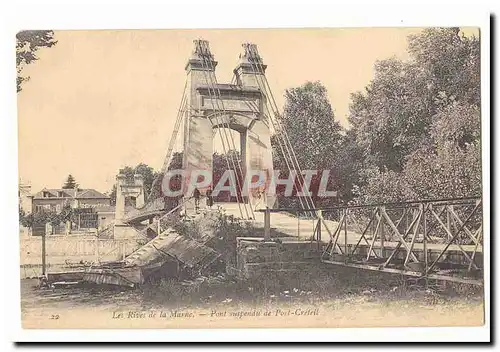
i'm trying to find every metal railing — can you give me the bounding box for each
[258,197,483,285]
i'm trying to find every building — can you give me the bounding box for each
[95,205,116,230]
[31,188,111,213]
[18,181,32,214]
[30,187,116,234]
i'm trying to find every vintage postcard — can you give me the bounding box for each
[16,26,486,334]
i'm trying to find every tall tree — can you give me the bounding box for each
[278,81,343,170]
[348,58,433,172]
[349,28,479,176]
[348,28,481,203]
[62,174,78,189]
[16,30,57,92]
[273,81,344,207]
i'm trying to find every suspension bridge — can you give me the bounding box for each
[82,40,483,288]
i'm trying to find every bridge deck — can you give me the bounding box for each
[216,203,482,253]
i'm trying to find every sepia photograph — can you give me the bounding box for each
[14,24,487,335]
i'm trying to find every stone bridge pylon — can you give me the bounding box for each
[180,40,276,214]
[115,40,278,228]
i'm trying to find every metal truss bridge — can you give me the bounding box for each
[255,196,483,286]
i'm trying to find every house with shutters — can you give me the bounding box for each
[31,188,111,213]
[29,187,115,234]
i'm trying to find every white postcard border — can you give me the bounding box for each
[1,0,492,344]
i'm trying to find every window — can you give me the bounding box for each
[125,196,137,207]
[43,191,50,198]
[58,191,65,198]
[34,204,51,212]
[56,204,61,212]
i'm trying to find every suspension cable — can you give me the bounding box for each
[146,78,189,203]
[244,49,311,215]
[207,75,255,219]
[201,53,250,219]
[252,77,308,212]
[197,47,246,219]
[250,46,316,215]
[201,43,255,219]
[241,57,307,212]
[254,47,315,206]
[199,41,251,219]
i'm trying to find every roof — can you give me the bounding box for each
[76,189,110,199]
[33,188,109,200]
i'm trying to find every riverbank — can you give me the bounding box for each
[20,265,484,329]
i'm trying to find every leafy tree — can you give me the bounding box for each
[279,81,343,170]
[350,28,481,203]
[355,168,417,204]
[407,27,480,106]
[403,102,481,199]
[19,207,27,227]
[62,174,78,189]
[21,209,63,229]
[349,28,479,177]
[348,57,438,173]
[272,81,344,208]
[16,30,57,92]
[332,129,366,203]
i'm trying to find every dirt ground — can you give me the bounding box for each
[20,269,484,329]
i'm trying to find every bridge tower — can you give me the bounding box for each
[181,40,275,215]
[114,173,145,239]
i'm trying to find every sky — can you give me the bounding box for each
[17,28,477,194]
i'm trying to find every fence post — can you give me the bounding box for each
[312,218,315,242]
[423,204,428,284]
[41,227,47,277]
[264,206,271,241]
[317,210,322,251]
[344,208,348,258]
[445,205,453,238]
[380,206,385,258]
[297,210,300,240]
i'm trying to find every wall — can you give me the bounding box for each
[97,212,115,230]
[77,198,111,207]
[19,234,141,279]
[32,198,67,213]
[33,197,111,212]
[233,238,320,279]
